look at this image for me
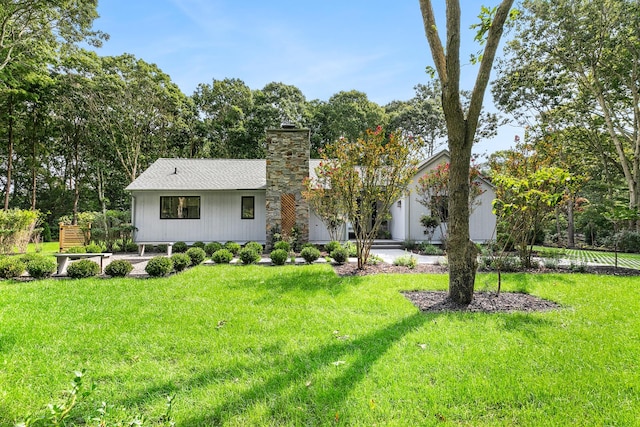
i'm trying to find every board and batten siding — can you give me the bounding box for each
[131,190,266,244]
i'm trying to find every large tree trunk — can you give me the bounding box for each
[4,96,14,211]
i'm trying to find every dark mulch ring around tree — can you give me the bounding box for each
[402,290,561,313]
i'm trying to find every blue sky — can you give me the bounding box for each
[92,0,520,154]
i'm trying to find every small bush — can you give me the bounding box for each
[84,243,104,253]
[343,241,357,257]
[274,240,291,252]
[156,244,168,253]
[302,242,317,250]
[204,242,223,256]
[67,259,100,279]
[244,241,263,254]
[173,241,188,253]
[300,247,321,264]
[325,240,342,253]
[20,253,43,264]
[186,247,206,265]
[611,230,640,253]
[419,242,443,255]
[145,256,174,277]
[570,261,588,273]
[542,258,559,270]
[238,247,261,265]
[191,241,206,250]
[212,249,233,264]
[368,254,383,265]
[171,253,192,272]
[330,247,349,264]
[491,256,521,272]
[104,260,133,277]
[0,257,26,279]
[124,240,139,253]
[393,254,417,269]
[65,246,86,254]
[26,256,57,279]
[402,239,418,251]
[224,241,241,255]
[270,249,289,265]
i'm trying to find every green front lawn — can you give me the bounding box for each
[0,265,638,425]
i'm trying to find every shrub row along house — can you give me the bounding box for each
[125,127,496,251]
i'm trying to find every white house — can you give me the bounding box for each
[125,128,496,248]
[388,149,497,244]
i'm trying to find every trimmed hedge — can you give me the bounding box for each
[25,256,57,279]
[171,253,192,272]
[274,241,291,252]
[300,247,321,264]
[330,247,348,264]
[212,249,233,264]
[224,241,241,255]
[244,241,263,254]
[104,260,133,277]
[67,259,100,279]
[270,249,289,265]
[204,242,223,257]
[238,247,261,265]
[186,247,206,265]
[0,257,26,279]
[173,241,188,253]
[145,256,174,277]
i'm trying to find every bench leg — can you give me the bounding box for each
[56,257,69,275]
[138,244,146,256]
[167,244,172,256]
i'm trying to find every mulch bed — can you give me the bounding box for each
[333,262,638,313]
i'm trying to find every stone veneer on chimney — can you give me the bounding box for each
[265,127,310,249]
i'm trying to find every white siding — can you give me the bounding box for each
[309,211,333,242]
[389,198,406,241]
[131,190,266,244]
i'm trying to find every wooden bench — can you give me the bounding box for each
[54,253,112,276]
[136,242,174,256]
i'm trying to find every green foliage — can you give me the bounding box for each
[67,259,100,279]
[124,241,139,253]
[324,241,341,254]
[145,256,174,277]
[185,247,206,265]
[343,241,357,257]
[25,256,57,279]
[330,247,348,264]
[84,243,104,253]
[171,253,192,272]
[0,209,39,254]
[0,257,26,279]
[104,260,133,277]
[608,230,640,253]
[41,222,52,243]
[204,242,223,257]
[401,239,418,251]
[173,241,188,253]
[393,253,417,269]
[273,240,291,253]
[244,241,263,254]
[65,246,86,254]
[156,244,168,253]
[269,249,289,266]
[419,242,443,255]
[238,248,260,265]
[300,247,321,264]
[191,241,205,250]
[224,241,241,256]
[212,249,233,264]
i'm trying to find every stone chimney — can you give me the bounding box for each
[265,126,310,248]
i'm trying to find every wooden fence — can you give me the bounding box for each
[59,224,90,252]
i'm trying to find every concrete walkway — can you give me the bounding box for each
[369,249,445,265]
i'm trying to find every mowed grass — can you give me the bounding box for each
[0,265,638,426]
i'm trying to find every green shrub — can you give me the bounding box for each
[25,256,57,279]
[302,242,317,250]
[330,247,349,264]
[273,240,291,252]
[611,230,640,253]
[0,257,26,279]
[20,253,43,264]
[344,241,357,257]
[238,247,260,265]
[191,241,206,250]
[368,254,383,265]
[325,240,341,253]
[65,246,86,254]
[67,259,100,279]
[186,247,206,265]
[41,222,52,242]
[393,254,417,269]
[111,242,122,252]
[145,256,174,277]
[224,241,241,255]
[104,260,133,277]
[244,241,263,254]
[171,253,192,272]
[204,242,222,256]
[156,244,168,253]
[300,247,321,264]
[84,243,104,253]
[402,239,418,250]
[490,256,521,272]
[173,241,188,253]
[124,241,139,253]
[419,242,443,255]
[270,249,289,265]
[212,249,233,264]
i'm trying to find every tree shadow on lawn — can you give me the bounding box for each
[115,312,427,425]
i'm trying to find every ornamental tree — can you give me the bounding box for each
[416,161,486,243]
[307,127,420,269]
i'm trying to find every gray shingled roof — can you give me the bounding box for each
[126,158,325,191]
